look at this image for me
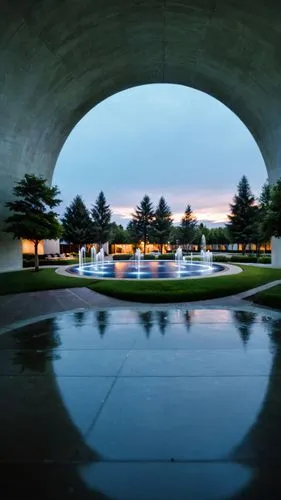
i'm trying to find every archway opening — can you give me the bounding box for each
[54,83,266,244]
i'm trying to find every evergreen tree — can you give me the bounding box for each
[263,179,281,238]
[61,195,93,247]
[227,176,257,254]
[5,174,62,271]
[260,181,271,210]
[254,181,271,253]
[180,205,197,249]
[151,197,173,253]
[91,191,111,249]
[130,195,154,254]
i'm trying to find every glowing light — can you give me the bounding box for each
[72,259,218,279]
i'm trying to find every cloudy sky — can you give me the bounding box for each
[53,84,267,228]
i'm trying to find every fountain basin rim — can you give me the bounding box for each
[57,262,243,280]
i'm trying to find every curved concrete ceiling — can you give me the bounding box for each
[1,0,281,270]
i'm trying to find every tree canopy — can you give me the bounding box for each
[91,191,112,248]
[130,195,154,254]
[109,222,130,244]
[150,197,173,253]
[5,174,62,270]
[61,195,93,246]
[179,205,197,249]
[263,179,281,238]
[227,175,257,253]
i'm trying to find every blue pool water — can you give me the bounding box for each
[69,259,224,279]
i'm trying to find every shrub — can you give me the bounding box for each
[258,256,271,264]
[112,254,132,261]
[212,255,229,263]
[22,253,35,260]
[230,255,258,263]
[23,258,79,268]
[143,254,156,260]
[158,254,175,260]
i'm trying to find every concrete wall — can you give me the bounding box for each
[0,235,22,273]
[271,238,281,268]
[1,0,281,270]
[43,240,60,255]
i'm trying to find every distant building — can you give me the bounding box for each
[22,239,60,255]
[110,242,271,254]
[60,241,109,255]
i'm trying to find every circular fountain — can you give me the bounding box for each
[69,240,224,280]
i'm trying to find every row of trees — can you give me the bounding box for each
[62,193,200,254]
[62,192,111,248]
[127,196,198,254]
[228,175,281,253]
[4,173,281,271]
[62,176,281,255]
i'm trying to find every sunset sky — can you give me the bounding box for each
[53,84,267,228]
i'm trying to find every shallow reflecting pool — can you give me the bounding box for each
[1,307,281,499]
[69,259,224,279]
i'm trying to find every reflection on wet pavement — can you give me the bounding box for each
[1,308,281,499]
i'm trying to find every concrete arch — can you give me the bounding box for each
[1,0,281,271]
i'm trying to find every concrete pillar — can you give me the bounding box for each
[0,174,22,272]
[268,166,281,267]
[271,238,281,268]
[0,235,22,273]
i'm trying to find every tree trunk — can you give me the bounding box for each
[242,243,246,255]
[160,243,163,254]
[34,241,39,272]
[144,241,146,255]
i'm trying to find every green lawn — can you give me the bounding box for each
[1,266,281,304]
[250,285,281,310]
[0,268,95,295]
[89,265,281,303]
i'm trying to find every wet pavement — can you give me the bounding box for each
[1,307,281,499]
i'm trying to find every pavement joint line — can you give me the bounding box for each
[64,287,92,306]
[84,348,134,438]
[0,347,271,352]
[0,458,270,465]
[0,374,272,378]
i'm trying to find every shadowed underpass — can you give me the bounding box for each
[1,308,281,499]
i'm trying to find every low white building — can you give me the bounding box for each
[22,239,60,255]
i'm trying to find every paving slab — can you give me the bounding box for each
[1,306,281,499]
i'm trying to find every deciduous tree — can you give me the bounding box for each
[5,174,61,271]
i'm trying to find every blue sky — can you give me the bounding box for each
[53,84,267,228]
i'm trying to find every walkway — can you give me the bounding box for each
[0,280,280,331]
